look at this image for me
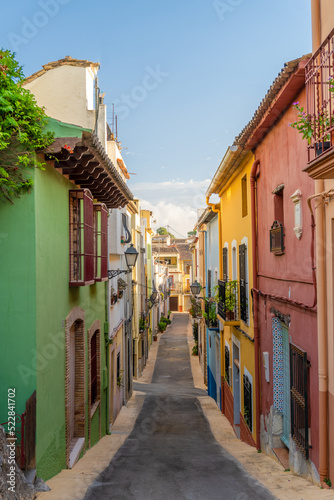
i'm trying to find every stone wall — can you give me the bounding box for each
[0,426,34,500]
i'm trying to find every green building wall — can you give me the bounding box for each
[34,160,107,480]
[1,118,108,481]
[0,173,37,423]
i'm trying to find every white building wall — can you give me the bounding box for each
[24,65,97,129]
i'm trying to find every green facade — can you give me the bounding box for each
[0,119,108,481]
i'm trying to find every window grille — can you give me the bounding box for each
[243,374,252,431]
[270,220,284,255]
[69,189,94,286]
[218,279,226,319]
[225,346,230,385]
[290,343,310,459]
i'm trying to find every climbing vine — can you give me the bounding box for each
[0,49,54,203]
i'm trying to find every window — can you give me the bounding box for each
[270,221,285,255]
[241,174,247,218]
[290,343,310,459]
[94,203,108,281]
[225,345,230,385]
[239,244,248,323]
[121,213,131,244]
[90,332,98,405]
[243,373,252,431]
[69,189,94,286]
[223,247,228,281]
[270,185,285,255]
[274,190,284,226]
[117,352,121,387]
[207,269,212,297]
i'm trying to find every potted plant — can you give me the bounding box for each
[208,303,218,328]
[118,277,127,290]
[225,280,238,320]
[289,101,332,153]
[139,318,146,332]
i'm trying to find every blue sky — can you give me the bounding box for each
[1,0,312,236]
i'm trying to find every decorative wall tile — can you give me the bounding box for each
[272,317,283,412]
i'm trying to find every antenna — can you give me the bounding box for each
[115,115,118,141]
[112,103,115,136]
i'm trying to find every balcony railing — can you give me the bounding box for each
[306,27,334,162]
[218,280,239,322]
[205,300,219,328]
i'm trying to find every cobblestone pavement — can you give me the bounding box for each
[37,313,334,500]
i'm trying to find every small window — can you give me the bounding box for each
[242,174,248,218]
[69,189,94,286]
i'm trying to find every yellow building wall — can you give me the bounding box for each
[218,152,257,443]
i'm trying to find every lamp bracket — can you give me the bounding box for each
[108,269,131,279]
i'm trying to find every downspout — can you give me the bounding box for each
[311,0,328,484]
[250,159,261,450]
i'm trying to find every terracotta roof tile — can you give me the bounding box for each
[24,56,100,84]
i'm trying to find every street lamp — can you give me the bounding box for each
[108,244,139,279]
[150,287,158,302]
[190,280,202,296]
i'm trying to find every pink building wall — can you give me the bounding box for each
[254,86,319,471]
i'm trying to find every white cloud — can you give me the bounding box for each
[132,178,211,236]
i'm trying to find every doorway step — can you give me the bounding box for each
[273,447,289,470]
[233,424,240,439]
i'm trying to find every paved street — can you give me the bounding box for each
[83,314,274,500]
[37,312,334,500]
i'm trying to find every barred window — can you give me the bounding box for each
[69,189,94,286]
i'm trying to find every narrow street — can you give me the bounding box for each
[83,313,274,500]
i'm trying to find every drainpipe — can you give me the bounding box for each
[311,0,328,483]
[250,159,261,450]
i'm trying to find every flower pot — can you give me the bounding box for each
[226,310,235,321]
[315,141,330,156]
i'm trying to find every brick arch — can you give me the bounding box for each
[65,307,86,467]
[87,320,101,447]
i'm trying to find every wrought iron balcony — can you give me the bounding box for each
[306,27,334,162]
[205,300,219,329]
[217,280,240,323]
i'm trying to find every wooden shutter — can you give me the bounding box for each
[239,244,247,323]
[223,247,228,281]
[69,189,94,286]
[207,269,212,297]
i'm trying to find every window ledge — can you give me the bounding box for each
[90,400,100,419]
